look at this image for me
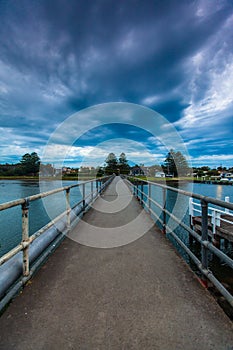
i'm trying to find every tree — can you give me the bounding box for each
[163,150,189,177]
[105,153,118,174]
[118,152,130,174]
[20,152,40,175]
[96,166,104,177]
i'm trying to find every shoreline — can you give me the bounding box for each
[0,176,233,186]
[0,176,97,181]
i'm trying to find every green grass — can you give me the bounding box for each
[131,176,196,182]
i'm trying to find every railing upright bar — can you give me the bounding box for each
[188,198,194,244]
[141,182,143,204]
[100,178,103,193]
[66,188,71,231]
[91,181,94,202]
[148,183,151,210]
[162,187,166,235]
[201,199,209,286]
[82,183,86,211]
[96,179,99,194]
[21,199,30,276]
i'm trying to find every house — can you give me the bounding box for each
[210,175,221,181]
[155,171,165,178]
[140,166,150,176]
[225,173,233,180]
[130,166,145,176]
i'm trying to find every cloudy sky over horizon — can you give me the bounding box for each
[0,0,233,168]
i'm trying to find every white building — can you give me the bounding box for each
[155,171,165,178]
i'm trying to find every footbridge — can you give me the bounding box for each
[0,176,233,349]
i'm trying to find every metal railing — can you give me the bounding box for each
[0,176,113,276]
[125,177,233,308]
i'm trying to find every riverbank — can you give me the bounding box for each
[133,176,233,186]
[1,175,233,186]
[0,176,40,180]
[0,176,97,181]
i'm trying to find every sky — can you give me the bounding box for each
[0,0,233,169]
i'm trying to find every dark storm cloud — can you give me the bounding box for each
[0,0,233,165]
[0,1,231,105]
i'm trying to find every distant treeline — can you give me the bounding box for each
[1,150,231,178]
[0,152,40,176]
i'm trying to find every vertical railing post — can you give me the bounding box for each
[162,188,166,234]
[189,198,193,221]
[141,182,143,205]
[189,198,194,244]
[96,179,99,194]
[148,183,151,210]
[136,182,139,200]
[133,183,136,197]
[66,188,71,231]
[100,178,103,193]
[91,180,94,202]
[82,183,85,211]
[22,199,30,276]
[201,199,208,286]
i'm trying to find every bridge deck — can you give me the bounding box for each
[0,176,232,349]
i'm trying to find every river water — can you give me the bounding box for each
[0,180,88,257]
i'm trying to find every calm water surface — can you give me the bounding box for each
[0,180,87,256]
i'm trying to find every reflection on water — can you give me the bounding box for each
[216,185,223,200]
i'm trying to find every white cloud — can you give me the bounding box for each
[41,138,164,167]
[191,153,233,167]
[175,45,233,139]
[141,95,160,105]
[195,0,227,18]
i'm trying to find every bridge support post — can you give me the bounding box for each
[201,199,208,287]
[22,199,30,276]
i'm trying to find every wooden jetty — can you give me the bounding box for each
[191,214,233,247]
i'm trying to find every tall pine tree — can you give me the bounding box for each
[163,149,189,177]
[118,152,130,175]
[105,153,118,174]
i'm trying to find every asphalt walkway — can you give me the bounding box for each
[0,176,232,349]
